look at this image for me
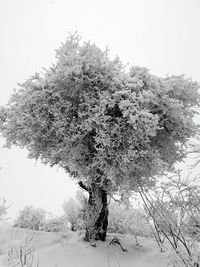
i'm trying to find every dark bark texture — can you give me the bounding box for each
[79,181,108,241]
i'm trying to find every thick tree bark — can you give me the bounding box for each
[79,182,108,241]
[71,224,76,231]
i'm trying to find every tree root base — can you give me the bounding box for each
[109,237,128,252]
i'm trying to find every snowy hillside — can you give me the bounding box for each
[0,228,169,267]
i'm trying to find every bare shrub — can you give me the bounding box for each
[1,230,39,267]
[140,174,200,266]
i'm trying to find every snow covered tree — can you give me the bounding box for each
[14,206,46,230]
[45,214,66,232]
[0,33,199,241]
[0,197,8,222]
[62,198,81,231]
[75,190,88,222]
[108,201,151,241]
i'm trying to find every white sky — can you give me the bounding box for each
[0,0,200,220]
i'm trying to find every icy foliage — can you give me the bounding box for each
[0,34,199,196]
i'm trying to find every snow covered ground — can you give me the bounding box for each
[0,228,169,267]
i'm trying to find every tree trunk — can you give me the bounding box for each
[84,183,108,241]
[71,224,76,231]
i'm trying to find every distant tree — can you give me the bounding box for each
[14,206,46,230]
[45,214,66,232]
[62,198,81,231]
[0,197,8,221]
[75,190,88,222]
[0,172,9,224]
[108,201,151,243]
[108,202,128,234]
[0,33,199,241]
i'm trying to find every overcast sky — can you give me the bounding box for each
[0,0,200,220]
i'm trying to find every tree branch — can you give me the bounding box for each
[78,181,89,192]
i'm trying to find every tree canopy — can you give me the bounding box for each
[0,34,199,195]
